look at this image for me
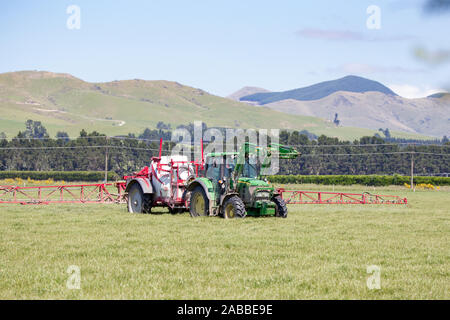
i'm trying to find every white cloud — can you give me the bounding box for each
[387,84,445,99]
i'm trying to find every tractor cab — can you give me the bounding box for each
[204,152,264,189]
[204,152,261,180]
[204,152,235,178]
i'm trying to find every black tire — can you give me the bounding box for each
[169,207,184,214]
[143,193,152,213]
[273,195,287,218]
[222,195,246,219]
[189,186,209,217]
[127,183,152,214]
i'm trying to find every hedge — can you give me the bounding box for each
[0,171,119,182]
[1,171,449,186]
[268,175,450,186]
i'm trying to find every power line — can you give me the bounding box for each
[0,145,448,157]
[298,152,449,157]
[171,142,450,148]
[0,145,162,151]
[196,141,450,147]
[287,143,450,148]
[0,136,165,142]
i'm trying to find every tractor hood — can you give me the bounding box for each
[237,177,270,187]
[236,177,273,205]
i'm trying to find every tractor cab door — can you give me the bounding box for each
[205,157,221,182]
[205,157,222,203]
[242,154,260,179]
[224,156,236,179]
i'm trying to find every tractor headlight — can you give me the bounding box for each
[255,190,271,200]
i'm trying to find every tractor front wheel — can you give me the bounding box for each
[222,196,246,219]
[189,186,209,217]
[273,195,287,218]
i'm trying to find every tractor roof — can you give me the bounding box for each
[206,152,239,158]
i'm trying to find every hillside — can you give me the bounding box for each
[239,75,397,104]
[0,71,421,140]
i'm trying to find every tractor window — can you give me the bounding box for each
[243,158,259,179]
[206,158,221,181]
[224,157,235,178]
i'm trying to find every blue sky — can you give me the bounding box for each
[1,0,449,97]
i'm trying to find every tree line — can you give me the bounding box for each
[277,133,449,176]
[0,120,448,177]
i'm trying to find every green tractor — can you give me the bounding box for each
[186,142,299,218]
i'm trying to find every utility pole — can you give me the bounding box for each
[104,137,109,183]
[410,151,414,192]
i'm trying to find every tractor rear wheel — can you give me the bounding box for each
[273,195,287,218]
[128,184,152,213]
[222,196,246,219]
[189,186,209,217]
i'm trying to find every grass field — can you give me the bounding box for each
[0,184,448,299]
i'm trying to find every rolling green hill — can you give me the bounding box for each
[0,71,429,140]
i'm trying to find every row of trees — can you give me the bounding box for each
[277,134,449,176]
[0,121,448,176]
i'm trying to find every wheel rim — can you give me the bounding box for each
[225,203,235,218]
[129,188,142,213]
[193,193,205,215]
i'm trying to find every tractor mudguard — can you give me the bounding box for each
[125,177,153,194]
[186,178,215,215]
[186,179,212,200]
[219,192,239,207]
[271,190,281,197]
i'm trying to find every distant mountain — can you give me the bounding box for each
[240,75,397,104]
[0,70,413,140]
[231,76,449,137]
[227,86,270,101]
[428,92,450,99]
[264,91,449,137]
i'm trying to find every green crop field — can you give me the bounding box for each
[0,184,448,299]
